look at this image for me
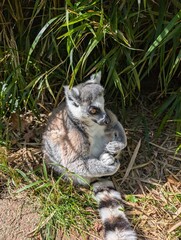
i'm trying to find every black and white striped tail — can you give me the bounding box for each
[93,180,137,240]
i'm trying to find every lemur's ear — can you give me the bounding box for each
[86,71,102,84]
[64,86,80,106]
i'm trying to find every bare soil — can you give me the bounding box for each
[0,193,40,240]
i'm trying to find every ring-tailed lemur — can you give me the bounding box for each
[42,72,137,240]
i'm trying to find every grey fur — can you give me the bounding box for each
[42,73,127,185]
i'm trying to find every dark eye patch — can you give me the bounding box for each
[88,106,100,115]
[68,96,79,107]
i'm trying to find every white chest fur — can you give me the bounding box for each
[86,123,107,158]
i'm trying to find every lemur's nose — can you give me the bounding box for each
[103,113,110,125]
[98,113,110,125]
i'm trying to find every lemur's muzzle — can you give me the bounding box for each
[97,113,110,125]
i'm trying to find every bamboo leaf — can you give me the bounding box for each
[145,10,181,57]
[26,16,59,69]
[61,11,101,27]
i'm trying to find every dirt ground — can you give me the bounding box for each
[0,193,40,240]
[0,100,180,240]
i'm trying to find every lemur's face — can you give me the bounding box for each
[82,95,110,125]
[64,71,110,126]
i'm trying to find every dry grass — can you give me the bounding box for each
[113,102,181,240]
[0,100,180,240]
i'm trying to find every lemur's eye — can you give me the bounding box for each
[89,106,100,115]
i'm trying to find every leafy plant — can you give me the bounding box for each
[176,131,181,153]
[0,0,181,129]
[156,89,181,134]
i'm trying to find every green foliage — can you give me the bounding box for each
[176,131,181,153]
[0,159,97,238]
[0,0,181,130]
[125,194,139,203]
[156,91,181,135]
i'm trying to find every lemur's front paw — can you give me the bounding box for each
[105,141,125,155]
[100,152,120,175]
[100,153,115,165]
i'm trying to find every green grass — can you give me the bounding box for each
[0,158,97,239]
[155,91,181,135]
[176,131,181,153]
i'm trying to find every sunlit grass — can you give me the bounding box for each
[0,157,97,239]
